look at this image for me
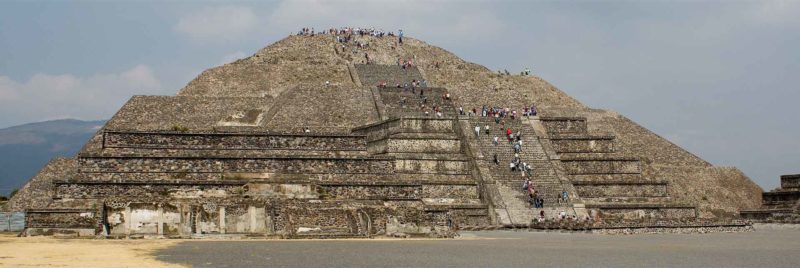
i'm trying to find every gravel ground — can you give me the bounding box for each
[156,229,800,268]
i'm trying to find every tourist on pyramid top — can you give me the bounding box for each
[399,29,404,44]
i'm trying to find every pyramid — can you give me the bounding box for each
[8,33,762,237]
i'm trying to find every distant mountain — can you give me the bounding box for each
[0,119,105,196]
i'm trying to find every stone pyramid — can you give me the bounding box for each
[7,33,762,237]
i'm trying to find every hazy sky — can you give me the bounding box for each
[0,0,797,190]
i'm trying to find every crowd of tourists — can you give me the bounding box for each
[460,104,538,119]
[470,105,582,222]
[296,27,400,37]
[296,27,404,45]
[296,27,407,64]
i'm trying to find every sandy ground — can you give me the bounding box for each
[0,233,183,267]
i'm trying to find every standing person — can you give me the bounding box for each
[398,29,404,44]
[474,125,481,137]
[484,124,490,135]
[492,136,499,146]
[493,154,499,165]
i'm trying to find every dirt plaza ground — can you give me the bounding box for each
[1,227,799,267]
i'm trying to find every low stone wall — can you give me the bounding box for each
[740,209,800,223]
[588,205,697,221]
[104,132,367,151]
[593,224,753,235]
[26,209,97,230]
[562,159,641,174]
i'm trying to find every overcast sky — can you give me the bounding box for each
[0,0,797,190]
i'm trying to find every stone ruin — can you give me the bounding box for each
[5,34,764,238]
[740,174,800,223]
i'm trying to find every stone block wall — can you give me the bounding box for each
[104,132,367,151]
[781,174,800,189]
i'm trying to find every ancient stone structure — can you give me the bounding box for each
[740,174,800,223]
[8,34,763,237]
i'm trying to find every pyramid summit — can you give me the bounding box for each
[7,30,770,237]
